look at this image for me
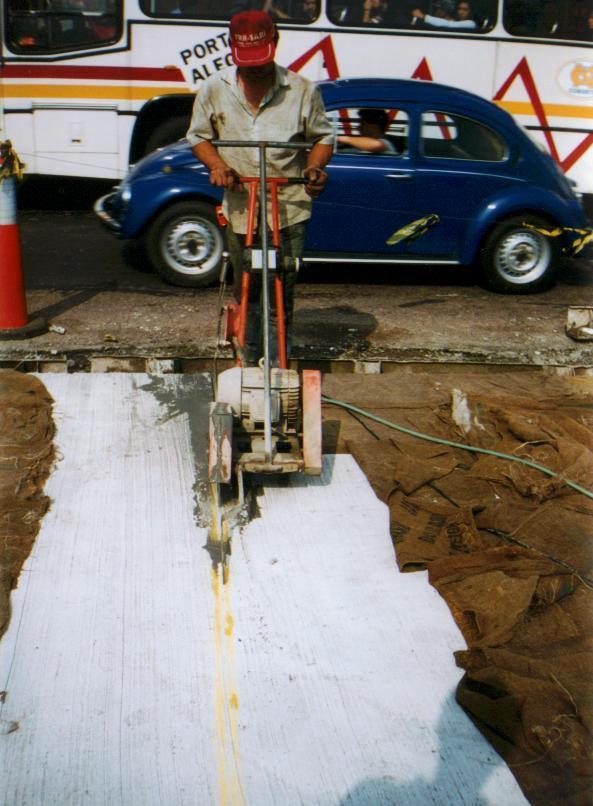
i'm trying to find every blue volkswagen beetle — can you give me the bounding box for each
[95,77,590,294]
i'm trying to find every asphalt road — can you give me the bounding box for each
[7,176,593,368]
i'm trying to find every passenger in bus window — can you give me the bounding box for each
[362,0,390,23]
[186,10,334,365]
[362,0,389,25]
[298,0,319,20]
[66,0,118,39]
[454,1,475,24]
[568,0,593,37]
[166,0,219,16]
[504,0,539,35]
[337,109,400,154]
[411,0,477,28]
[587,8,593,39]
[341,0,391,24]
[533,0,560,35]
[10,13,48,48]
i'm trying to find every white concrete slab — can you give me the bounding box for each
[0,374,527,806]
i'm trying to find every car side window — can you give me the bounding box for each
[421,111,507,161]
[332,108,409,156]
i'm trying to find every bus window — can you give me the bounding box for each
[503,0,593,41]
[6,0,123,52]
[421,112,507,161]
[141,0,319,22]
[228,0,320,20]
[8,10,49,48]
[327,0,496,32]
[142,0,230,18]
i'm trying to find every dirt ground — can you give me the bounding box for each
[0,372,54,641]
[2,275,593,371]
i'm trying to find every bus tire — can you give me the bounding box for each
[144,201,224,287]
[144,116,189,156]
[479,214,559,294]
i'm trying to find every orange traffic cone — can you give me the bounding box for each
[0,141,46,340]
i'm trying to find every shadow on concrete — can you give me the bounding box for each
[338,689,512,806]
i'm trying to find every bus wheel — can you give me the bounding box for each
[479,214,559,294]
[144,201,224,287]
[144,116,189,155]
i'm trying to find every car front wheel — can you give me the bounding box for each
[143,201,224,287]
[479,215,559,294]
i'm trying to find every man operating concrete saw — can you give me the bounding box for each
[186,9,334,365]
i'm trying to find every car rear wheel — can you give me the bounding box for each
[143,201,224,287]
[479,215,559,294]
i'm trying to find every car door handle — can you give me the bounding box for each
[386,173,413,180]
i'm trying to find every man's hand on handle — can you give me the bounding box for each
[303,165,328,198]
[209,161,243,192]
[193,138,332,198]
[192,141,243,191]
[304,142,333,198]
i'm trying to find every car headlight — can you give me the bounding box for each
[120,184,131,204]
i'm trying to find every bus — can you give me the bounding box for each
[2,0,593,207]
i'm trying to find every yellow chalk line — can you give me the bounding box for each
[211,564,245,806]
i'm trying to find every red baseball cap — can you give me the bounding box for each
[229,11,276,67]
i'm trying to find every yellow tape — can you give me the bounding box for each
[524,222,593,256]
[386,214,440,246]
[0,141,25,181]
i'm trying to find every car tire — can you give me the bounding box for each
[479,214,559,294]
[144,116,188,156]
[143,201,224,287]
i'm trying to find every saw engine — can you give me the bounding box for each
[215,366,303,474]
[219,366,300,437]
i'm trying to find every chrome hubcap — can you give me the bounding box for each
[164,219,221,276]
[495,229,550,284]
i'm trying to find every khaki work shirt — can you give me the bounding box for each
[186,65,334,234]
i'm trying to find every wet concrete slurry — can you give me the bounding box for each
[138,373,213,528]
